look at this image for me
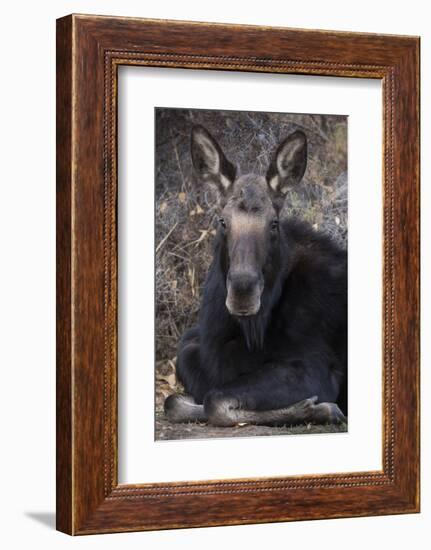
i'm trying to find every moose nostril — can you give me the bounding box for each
[229,273,260,296]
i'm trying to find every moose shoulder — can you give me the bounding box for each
[165,125,347,427]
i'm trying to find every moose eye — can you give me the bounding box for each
[271,219,279,231]
[219,217,227,229]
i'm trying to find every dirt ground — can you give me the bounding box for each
[155,412,347,441]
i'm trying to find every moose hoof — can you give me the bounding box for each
[312,402,346,425]
[164,394,198,423]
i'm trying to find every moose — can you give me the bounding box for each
[164,124,347,427]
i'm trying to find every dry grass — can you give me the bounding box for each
[155,108,348,412]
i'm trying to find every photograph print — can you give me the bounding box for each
[155,107,348,441]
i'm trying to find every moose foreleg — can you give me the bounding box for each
[164,391,346,427]
[203,393,346,427]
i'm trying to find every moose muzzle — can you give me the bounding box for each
[225,271,264,316]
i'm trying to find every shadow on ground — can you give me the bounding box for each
[25,512,56,530]
[156,412,347,441]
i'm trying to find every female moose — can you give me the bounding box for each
[165,125,347,427]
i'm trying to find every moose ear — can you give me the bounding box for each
[191,125,236,195]
[266,130,307,195]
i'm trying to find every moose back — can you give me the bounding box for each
[165,125,347,428]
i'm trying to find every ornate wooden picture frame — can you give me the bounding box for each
[56,14,420,535]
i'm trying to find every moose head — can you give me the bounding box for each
[191,125,307,317]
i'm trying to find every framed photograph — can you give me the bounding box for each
[56,14,420,534]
